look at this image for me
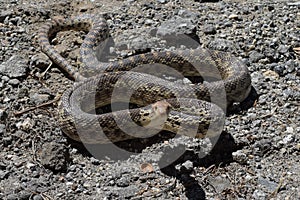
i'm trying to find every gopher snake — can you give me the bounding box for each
[38,15,251,144]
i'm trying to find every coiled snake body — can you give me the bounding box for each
[38,15,251,144]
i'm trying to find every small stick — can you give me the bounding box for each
[14,94,61,116]
[40,62,52,80]
[269,177,285,198]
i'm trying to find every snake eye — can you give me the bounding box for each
[143,112,150,116]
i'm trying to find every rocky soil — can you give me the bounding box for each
[0,0,299,199]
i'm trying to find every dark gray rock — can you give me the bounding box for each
[177,9,199,19]
[208,175,232,193]
[116,175,130,187]
[280,134,294,145]
[277,44,289,54]
[6,194,19,200]
[249,51,265,63]
[253,139,272,156]
[32,194,43,200]
[106,185,139,198]
[0,55,28,78]
[285,60,296,73]
[1,75,9,82]
[30,93,50,105]
[257,177,278,192]
[252,189,266,199]
[156,16,200,48]
[203,24,216,34]
[18,191,32,200]
[157,0,168,3]
[282,88,294,99]
[39,142,69,172]
[273,64,285,76]
[8,79,20,86]
[208,39,239,52]
[232,150,248,164]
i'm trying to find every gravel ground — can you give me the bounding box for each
[0,0,299,199]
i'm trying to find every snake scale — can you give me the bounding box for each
[38,15,252,144]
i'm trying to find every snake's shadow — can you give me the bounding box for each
[227,86,258,115]
[67,131,178,160]
[158,131,241,200]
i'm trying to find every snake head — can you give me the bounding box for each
[147,100,172,129]
[140,100,172,129]
[151,100,172,116]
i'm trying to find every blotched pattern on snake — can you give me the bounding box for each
[38,15,251,144]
